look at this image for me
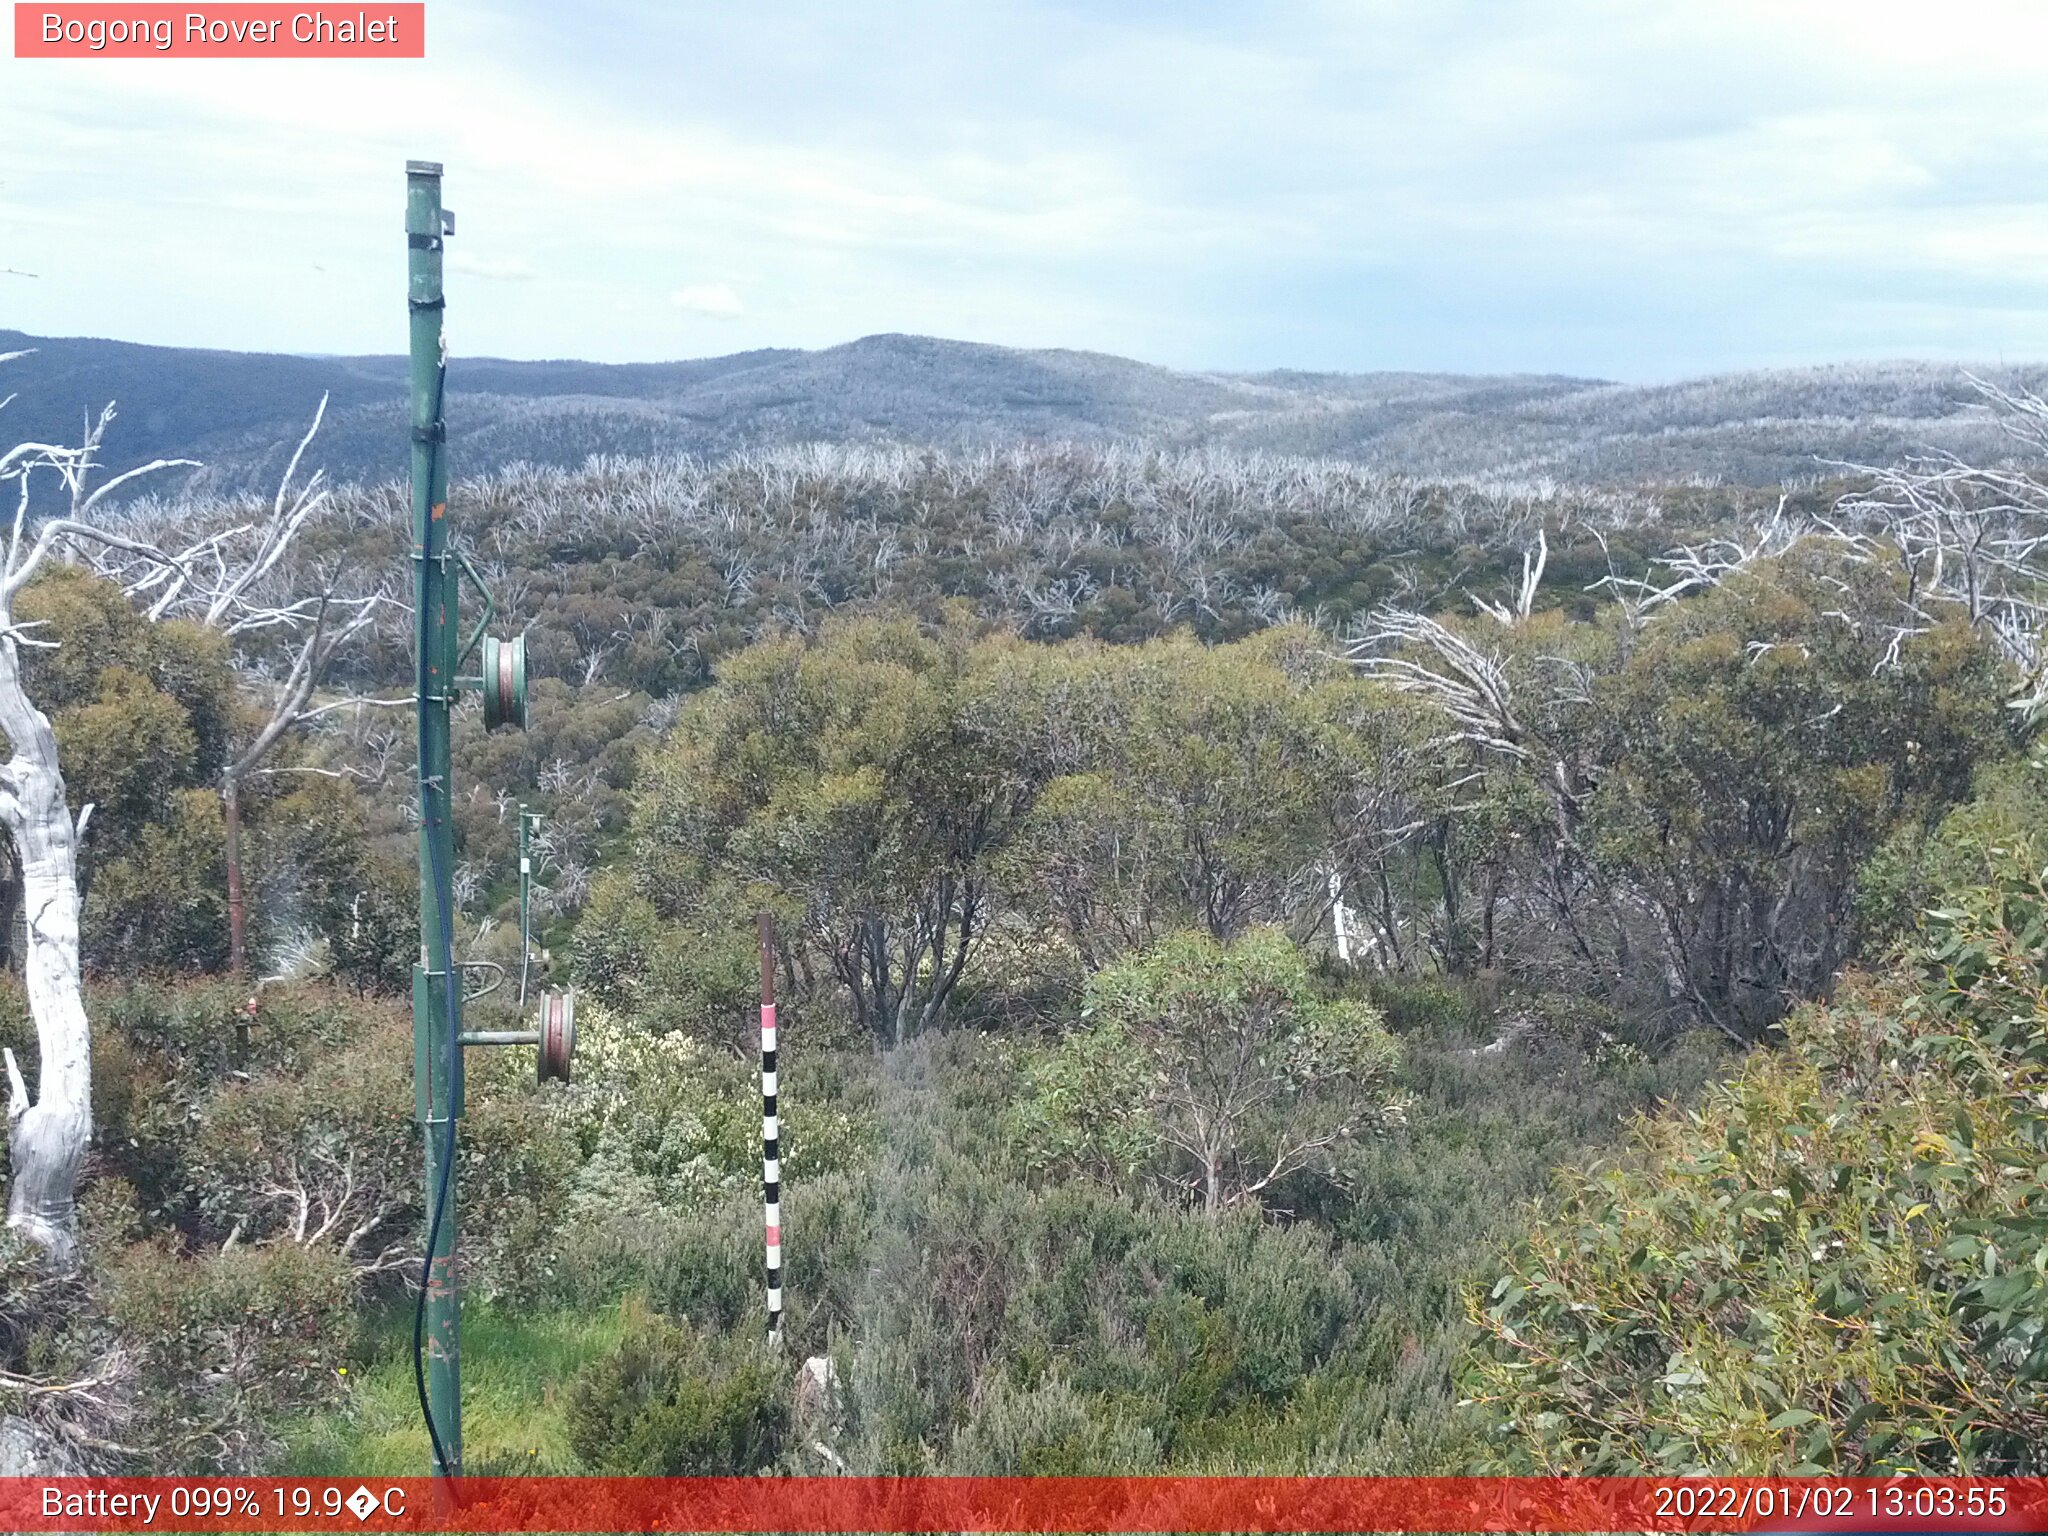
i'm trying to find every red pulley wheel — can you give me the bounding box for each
[537,988,575,1084]
[480,633,528,732]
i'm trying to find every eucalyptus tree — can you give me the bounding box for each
[1019,927,1400,1214]
[632,614,1046,1045]
[98,395,403,973]
[1351,533,2010,1040]
[0,365,383,1262]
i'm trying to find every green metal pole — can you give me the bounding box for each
[406,158,462,1478]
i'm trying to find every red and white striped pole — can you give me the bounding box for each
[758,913,782,1341]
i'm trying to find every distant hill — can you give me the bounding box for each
[3,328,2042,497]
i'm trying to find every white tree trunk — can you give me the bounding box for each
[0,628,90,1269]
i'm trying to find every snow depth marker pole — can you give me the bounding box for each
[760,912,783,1340]
[517,804,542,1005]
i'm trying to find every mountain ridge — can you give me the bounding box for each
[2,327,2041,495]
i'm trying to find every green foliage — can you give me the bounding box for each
[1006,1016,1156,1189]
[0,1227,106,1455]
[106,1240,357,1471]
[1,462,2008,1479]
[0,1160,361,1475]
[237,962,1711,1479]
[1016,929,1398,1212]
[1466,766,2048,1473]
[246,774,414,992]
[8,974,585,1467]
[1350,542,2013,1036]
[629,612,1055,1043]
[546,1003,760,1215]
[1,568,242,974]
[448,676,652,951]
[1579,545,2012,1037]
[567,1312,789,1474]
[517,1002,871,1306]
[172,1015,414,1252]
[567,1017,1706,1478]
[1857,749,2048,949]
[992,629,1370,961]
[949,1374,1160,1474]
[61,665,201,830]
[323,852,416,997]
[83,788,228,973]
[571,876,758,1048]
[15,566,233,779]
[620,618,1407,1043]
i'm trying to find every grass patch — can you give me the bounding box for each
[283,1298,633,1475]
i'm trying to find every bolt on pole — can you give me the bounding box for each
[407,157,462,1479]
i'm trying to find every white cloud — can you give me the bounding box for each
[6,1,2048,375]
[670,282,744,317]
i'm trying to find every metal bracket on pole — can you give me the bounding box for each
[458,959,505,1002]
[453,546,495,669]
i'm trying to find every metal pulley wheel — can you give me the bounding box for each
[537,988,575,1084]
[481,632,528,731]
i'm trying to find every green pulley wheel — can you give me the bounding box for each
[537,988,575,1084]
[481,633,528,732]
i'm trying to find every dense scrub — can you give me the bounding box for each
[98,442,1915,997]
[1467,755,2048,1472]
[0,978,561,1470]
[130,442,1792,702]
[0,426,2035,1475]
[606,552,2011,1051]
[547,997,1717,1476]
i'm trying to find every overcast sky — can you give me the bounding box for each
[6,1,2048,379]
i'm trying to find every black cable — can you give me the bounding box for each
[412,358,460,1480]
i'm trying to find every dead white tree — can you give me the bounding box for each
[0,369,396,1260]
[1831,376,2048,711]
[84,395,406,972]
[1472,529,1547,626]
[1346,603,1629,987]
[1349,609,1532,763]
[1585,498,1801,628]
[0,376,199,1265]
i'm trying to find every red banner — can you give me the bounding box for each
[12,4,424,57]
[1,1476,2044,1532]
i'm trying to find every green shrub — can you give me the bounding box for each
[93,977,577,1304]
[85,788,228,973]
[323,853,417,998]
[1466,825,2048,1472]
[107,1240,356,1472]
[1012,929,1399,1213]
[1362,976,1486,1041]
[1857,749,2048,952]
[571,876,759,1049]
[949,1374,1157,1473]
[567,1314,788,1474]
